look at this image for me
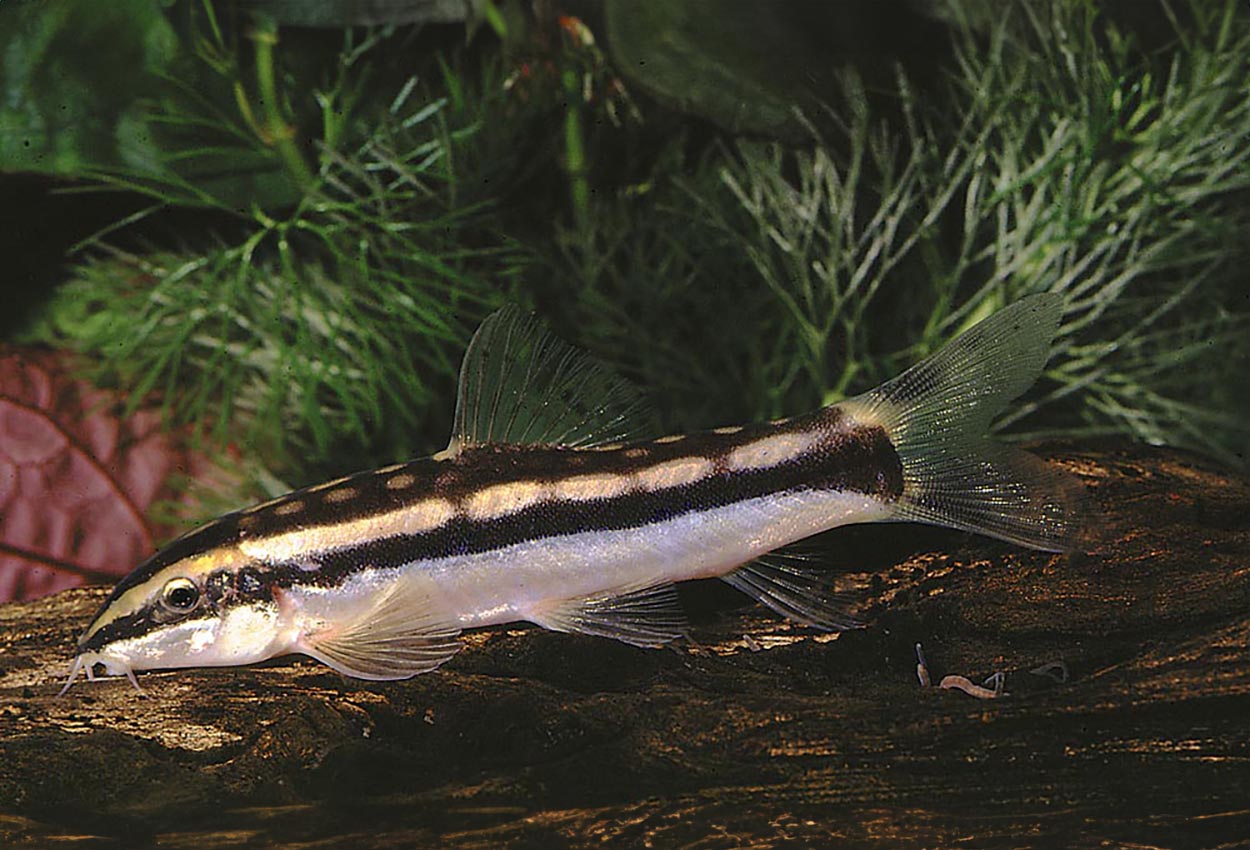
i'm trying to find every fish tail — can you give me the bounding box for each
[843,293,1085,552]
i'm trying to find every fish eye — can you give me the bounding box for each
[160,577,201,613]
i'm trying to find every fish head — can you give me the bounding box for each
[65,518,290,690]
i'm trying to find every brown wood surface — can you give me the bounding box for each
[1,441,1247,849]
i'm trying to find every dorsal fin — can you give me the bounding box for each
[445,305,655,455]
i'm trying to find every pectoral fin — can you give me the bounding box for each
[298,577,462,680]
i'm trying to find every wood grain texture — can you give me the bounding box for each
[1,441,1247,849]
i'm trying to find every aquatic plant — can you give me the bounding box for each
[17,0,1250,496]
[545,0,1250,465]
[25,19,525,476]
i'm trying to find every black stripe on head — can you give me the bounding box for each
[79,566,274,653]
[77,606,218,653]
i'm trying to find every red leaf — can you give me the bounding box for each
[0,348,214,602]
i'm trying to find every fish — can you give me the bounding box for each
[59,293,1083,694]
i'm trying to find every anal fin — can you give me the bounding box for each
[530,583,687,648]
[298,576,462,681]
[723,554,862,631]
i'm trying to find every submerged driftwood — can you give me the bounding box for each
[1,441,1247,849]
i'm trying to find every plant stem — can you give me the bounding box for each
[250,14,314,191]
[562,68,590,233]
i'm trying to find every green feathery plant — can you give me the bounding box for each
[33,18,526,483]
[545,0,1250,465]
[948,0,1250,462]
[24,0,1250,503]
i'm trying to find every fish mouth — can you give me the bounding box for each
[58,652,143,697]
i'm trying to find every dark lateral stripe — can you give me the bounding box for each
[233,407,852,542]
[279,424,902,588]
[80,412,900,646]
[93,410,899,618]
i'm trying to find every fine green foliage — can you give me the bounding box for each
[33,46,523,474]
[19,0,1250,496]
[543,0,1250,465]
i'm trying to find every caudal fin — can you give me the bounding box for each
[844,293,1084,552]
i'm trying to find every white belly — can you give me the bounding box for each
[415,488,893,629]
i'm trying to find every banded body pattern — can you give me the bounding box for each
[64,295,1083,692]
[240,407,901,580]
[82,406,900,653]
